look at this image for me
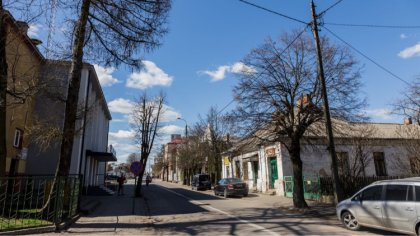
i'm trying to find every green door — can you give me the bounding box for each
[270,158,278,188]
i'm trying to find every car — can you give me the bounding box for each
[336,177,420,235]
[191,174,212,190]
[214,178,248,198]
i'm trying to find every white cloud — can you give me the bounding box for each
[202,65,231,82]
[158,125,184,135]
[365,108,393,121]
[28,24,41,38]
[161,105,182,122]
[231,62,257,74]
[400,33,407,39]
[93,64,121,87]
[109,129,135,140]
[126,61,173,89]
[398,42,420,59]
[108,98,134,114]
[200,62,256,82]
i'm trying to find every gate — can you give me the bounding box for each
[283,175,321,200]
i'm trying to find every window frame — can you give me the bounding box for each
[13,128,23,149]
[373,152,387,176]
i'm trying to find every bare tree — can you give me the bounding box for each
[393,77,420,125]
[57,0,171,176]
[335,124,376,178]
[131,93,165,196]
[392,124,420,174]
[0,0,7,176]
[205,108,232,183]
[231,32,365,208]
[177,124,209,185]
[126,153,141,165]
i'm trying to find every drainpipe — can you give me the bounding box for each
[78,69,90,195]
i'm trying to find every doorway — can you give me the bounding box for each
[269,157,278,189]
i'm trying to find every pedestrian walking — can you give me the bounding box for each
[117,174,126,195]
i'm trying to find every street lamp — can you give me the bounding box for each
[177,117,188,138]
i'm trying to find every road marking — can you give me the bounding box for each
[156,185,280,236]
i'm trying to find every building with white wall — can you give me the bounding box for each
[222,120,420,196]
[26,61,116,191]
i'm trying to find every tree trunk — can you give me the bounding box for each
[58,0,91,176]
[0,2,7,177]
[289,138,308,208]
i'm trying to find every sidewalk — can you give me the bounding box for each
[64,184,154,234]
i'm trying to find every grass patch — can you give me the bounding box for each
[0,217,51,230]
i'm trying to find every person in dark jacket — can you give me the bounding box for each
[117,174,126,195]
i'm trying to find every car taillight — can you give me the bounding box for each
[227,184,234,190]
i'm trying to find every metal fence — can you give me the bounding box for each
[0,175,81,232]
[320,175,409,199]
[284,175,412,200]
[284,175,321,200]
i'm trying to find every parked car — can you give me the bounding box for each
[214,178,248,198]
[191,174,212,190]
[336,177,420,235]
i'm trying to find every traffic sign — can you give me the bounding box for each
[130,161,143,175]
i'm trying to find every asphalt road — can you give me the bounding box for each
[59,180,398,235]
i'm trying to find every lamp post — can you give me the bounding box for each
[177,117,188,138]
[177,117,188,185]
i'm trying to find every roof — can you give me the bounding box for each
[4,11,44,61]
[43,60,112,120]
[228,120,420,154]
[86,150,117,162]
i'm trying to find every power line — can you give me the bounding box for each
[238,0,308,25]
[318,0,344,17]
[322,26,411,86]
[324,22,420,29]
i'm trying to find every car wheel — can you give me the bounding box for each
[214,190,218,196]
[342,211,360,231]
[243,192,248,197]
[224,189,228,198]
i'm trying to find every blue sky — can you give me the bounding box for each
[23,0,420,163]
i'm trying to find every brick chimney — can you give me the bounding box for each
[404,117,412,125]
[298,94,311,107]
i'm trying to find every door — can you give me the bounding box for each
[269,158,278,189]
[382,184,416,232]
[252,161,258,185]
[355,185,384,227]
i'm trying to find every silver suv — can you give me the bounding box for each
[336,177,420,235]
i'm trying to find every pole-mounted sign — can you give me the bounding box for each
[130,161,143,175]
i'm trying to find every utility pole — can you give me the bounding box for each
[310,0,343,203]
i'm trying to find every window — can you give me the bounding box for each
[373,152,387,176]
[337,152,350,176]
[235,161,241,178]
[415,186,420,202]
[242,162,249,180]
[361,186,382,201]
[385,185,408,201]
[13,128,23,149]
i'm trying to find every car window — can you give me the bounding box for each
[231,178,242,183]
[199,175,209,181]
[218,180,224,185]
[408,185,414,201]
[385,185,408,201]
[415,186,420,201]
[361,186,382,201]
